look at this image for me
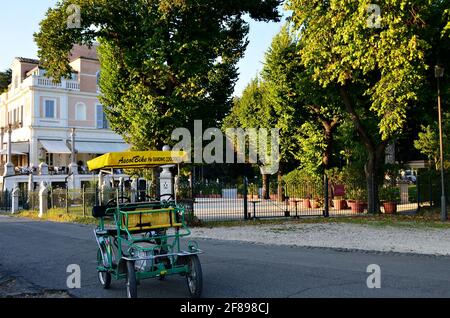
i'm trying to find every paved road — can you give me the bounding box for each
[1,215,450,298]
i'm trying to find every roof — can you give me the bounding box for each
[15,57,39,64]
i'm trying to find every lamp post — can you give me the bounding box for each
[435,65,446,221]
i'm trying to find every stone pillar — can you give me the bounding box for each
[68,128,78,175]
[119,176,124,198]
[38,181,48,218]
[400,183,409,204]
[67,174,81,190]
[160,165,173,201]
[29,137,39,168]
[101,175,112,205]
[11,183,20,214]
[130,178,137,203]
[0,127,4,164]
[39,162,48,175]
[174,175,179,203]
[3,124,14,176]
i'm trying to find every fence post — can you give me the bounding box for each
[429,171,433,208]
[243,177,248,220]
[49,187,53,209]
[66,187,69,214]
[38,182,48,218]
[323,174,329,218]
[417,174,420,212]
[11,184,19,214]
[4,189,9,213]
[82,185,86,217]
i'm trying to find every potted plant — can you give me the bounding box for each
[301,193,312,208]
[332,195,347,210]
[346,188,368,213]
[310,197,323,209]
[379,186,400,214]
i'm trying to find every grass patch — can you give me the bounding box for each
[12,208,97,225]
[199,207,450,230]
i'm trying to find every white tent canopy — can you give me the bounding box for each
[0,149,25,155]
[39,139,71,154]
[0,142,30,154]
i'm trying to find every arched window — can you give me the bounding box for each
[75,102,86,121]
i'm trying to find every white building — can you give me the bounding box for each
[0,45,129,190]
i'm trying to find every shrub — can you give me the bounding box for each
[379,187,400,203]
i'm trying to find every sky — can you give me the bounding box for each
[0,0,286,96]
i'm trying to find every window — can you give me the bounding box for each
[20,105,23,124]
[96,71,101,85]
[96,104,109,129]
[75,102,86,121]
[44,99,55,118]
[46,153,54,166]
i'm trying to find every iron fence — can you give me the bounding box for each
[0,173,422,222]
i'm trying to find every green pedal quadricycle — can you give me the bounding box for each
[88,151,203,298]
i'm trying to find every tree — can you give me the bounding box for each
[0,69,12,94]
[287,0,447,213]
[261,26,344,173]
[414,113,450,170]
[34,0,281,150]
[223,78,278,199]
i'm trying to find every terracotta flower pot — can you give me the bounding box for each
[347,200,366,213]
[333,199,347,210]
[311,199,320,209]
[383,201,397,214]
[302,198,311,209]
[270,194,278,201]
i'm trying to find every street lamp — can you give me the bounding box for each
[435,65,446,221]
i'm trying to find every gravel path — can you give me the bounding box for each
[191,223,450,256]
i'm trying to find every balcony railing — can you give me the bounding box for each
[21,76,80,91]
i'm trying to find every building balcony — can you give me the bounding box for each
[21,75,80,91]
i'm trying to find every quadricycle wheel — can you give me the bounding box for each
[97,245,112,289]
[185,255,203,298]
[126,260,137,298]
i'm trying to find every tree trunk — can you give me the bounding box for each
[323,125,334,169]
[277,166,284,202]
[365,142,387,214]
[339,86,387,214]
[365,152,379,214]
[262,174,270,200]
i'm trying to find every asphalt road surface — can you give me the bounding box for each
[1,215,450,298]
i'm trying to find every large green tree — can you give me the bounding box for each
[34,0,281,150]
[414,113,450,170]
[223,78,279,198]
[287,0,448,213]
[0,69,12,94]
[261,26,344,174]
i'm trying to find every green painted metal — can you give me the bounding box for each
[94,200,200,288]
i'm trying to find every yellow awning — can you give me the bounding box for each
[87,151,188,171]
